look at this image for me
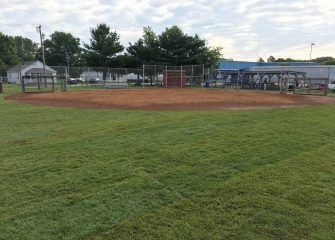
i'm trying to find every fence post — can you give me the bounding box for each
[280,67,283,94]
[191,65,194,88]
[87,67,89,85]
[237,68,240,90]
[181,65,183,88]
[207,68,210,88]
[237,62,240,89]
[154,65,157,86]
[326,67,330,96]
[142,64,145,88]
[37,72,40,90]
[52,75,55,92]
[18,64,24,93]
[64,66,67,92]
[165,65,168,88]
[202,64,205,86]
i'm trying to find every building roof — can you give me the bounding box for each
[7,61,36,72]
[26,68,56,74]
[218,60,320,70]
[7,60,56,73]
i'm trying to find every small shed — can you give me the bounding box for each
[7,61,57,84]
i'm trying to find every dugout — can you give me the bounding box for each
[163,70,186,88]
[22,73,56,93]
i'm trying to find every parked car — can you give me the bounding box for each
[68,78,77,84]
[310,84,320,90]
[76,78,86,83]
[89,78,101,84]
[328,83,335,92]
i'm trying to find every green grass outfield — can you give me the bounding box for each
[1,84,335,239]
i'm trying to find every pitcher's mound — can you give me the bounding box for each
[6,89,335,111]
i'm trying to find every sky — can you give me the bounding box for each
[0,0,334,61]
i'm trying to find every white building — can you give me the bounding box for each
[7,61,57,84]
[80,71,104,81]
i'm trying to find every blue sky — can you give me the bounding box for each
[1,0,334,61]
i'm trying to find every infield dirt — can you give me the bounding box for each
[6,89,335,111]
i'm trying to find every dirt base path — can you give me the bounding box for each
[6,89,335,111]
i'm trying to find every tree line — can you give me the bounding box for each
[258,56,335,65]
[0,24,222,72]
[1,23,334,74]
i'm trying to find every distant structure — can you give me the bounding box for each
[7,60,57,84]
[218,60,319,70]
[80,71,103,81]
[217,60,334,83]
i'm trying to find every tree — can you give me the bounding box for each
[199,46,222,68]
[43,31,82,66]
[0,32,19,66]
[267,56,276,62]
[156,25,221,67]
[127,27,159,66]
[84,24,124,67]
[258,57,265,63]
[108,54,140,68]
[13,36,38,62]
[158,26,200,65]
[275,58,286,62]
[126,26,223,68]
[0,32,40,76]
[314,56,335,65]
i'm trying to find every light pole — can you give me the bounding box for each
[36,25,46,88]
[310,43,315,61]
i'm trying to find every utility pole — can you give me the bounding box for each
[65,52,70,92]
[310,43,315,61]
[36,25,46,87]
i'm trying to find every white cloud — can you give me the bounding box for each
[0,0,334,61]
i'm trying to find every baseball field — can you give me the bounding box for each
[1,84,335,239]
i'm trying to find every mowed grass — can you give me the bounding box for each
[1,84,335,240]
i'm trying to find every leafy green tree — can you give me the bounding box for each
[200,46,223,68]
[158,26,199,65]
[0,32,19,66]
[275,58,286,62]
[127,26,221,67]
[258,57,265,63]
[13,36,38,62]
[127,27,159,66]
[84,24,124,67]
[0,33,39,75]
[0,59,7,76]
[156,25,221,67]
[108,54,141,68]
[43,31,82,66]
[267,56,276,62]
[314,56,335,65]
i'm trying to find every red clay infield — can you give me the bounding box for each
[6,89,335,111]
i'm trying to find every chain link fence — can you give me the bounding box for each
[1,63,335,95]
[52,65,205,91]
